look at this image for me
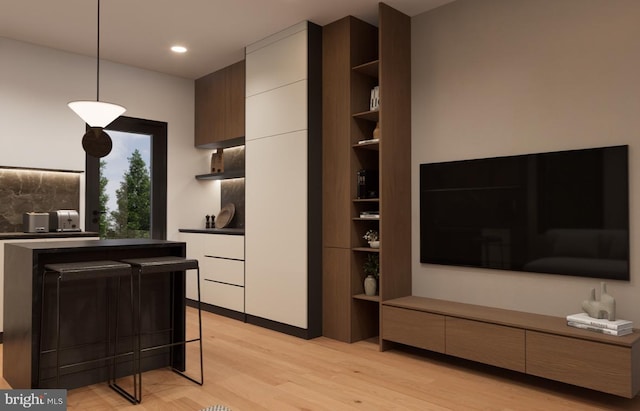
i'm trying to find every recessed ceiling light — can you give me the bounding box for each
[171,45,187,53]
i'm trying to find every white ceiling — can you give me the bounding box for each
[0,0,453,80]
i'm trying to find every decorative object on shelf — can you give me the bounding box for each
[363,253,379,296]
[364,275,377,296]
[373,122,381,140]
[363,229,379,248]
[566,312,633,336]
[369,86,380,111]
[359,211,380,219]
[357,169,379,199]
[582,282,616,320]
[210,149,224,174]
[69,0,126,158]
[215,203,235,228]
[205,215,210,229]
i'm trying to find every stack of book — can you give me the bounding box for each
[359,211,380,219]
[566,312,633,336]
[370,86,380,111]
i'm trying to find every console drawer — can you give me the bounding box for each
[446,317,525,372]
[526,331,634,397]
[382,306,445,353]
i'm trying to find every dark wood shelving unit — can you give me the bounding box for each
[322,4,411,345]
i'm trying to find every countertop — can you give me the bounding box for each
[0,231,99,240]
[179,228,244,235]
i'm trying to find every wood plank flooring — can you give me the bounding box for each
[2,307,640,410]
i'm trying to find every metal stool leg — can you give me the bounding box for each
[135,265,203,403]
[108,274,139,403]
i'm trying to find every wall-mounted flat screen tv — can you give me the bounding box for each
[420,145,629,280]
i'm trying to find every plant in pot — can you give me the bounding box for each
[363,229,379,248]
[362,253,379,296]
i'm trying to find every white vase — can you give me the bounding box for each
[364,275,377,296]
[368,240,380,249]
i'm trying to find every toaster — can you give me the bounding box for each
[49,210,81,232]
[23,212,50,233]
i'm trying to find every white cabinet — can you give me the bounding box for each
[180,232,245,313]
[245,80,308,140]
[244,21,322,337]
[245,24,308,96]
[245,131,308,328]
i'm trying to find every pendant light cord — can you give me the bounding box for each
[96,0,101,101]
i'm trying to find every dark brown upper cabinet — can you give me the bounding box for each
[195,60,245,148]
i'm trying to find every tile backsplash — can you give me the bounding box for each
[0,167,80,232]
[220,146,245,228]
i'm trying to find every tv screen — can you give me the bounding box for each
[420,145,629,280]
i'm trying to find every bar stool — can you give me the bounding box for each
[120,256,203,401]
[38,260,138,404]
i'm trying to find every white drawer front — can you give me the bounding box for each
[201,256,244,286]
[202,235,244,260]
[202,280,244,312]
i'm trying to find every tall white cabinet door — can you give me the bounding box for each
[245,130,308,328]
[245,80,308,141]
[245,26,308,97]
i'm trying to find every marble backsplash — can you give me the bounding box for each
[219,146,245,228]
[221,178,245,228]
[0,167,80,232]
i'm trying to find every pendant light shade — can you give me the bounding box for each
[68,100,126,128]
[69,0,126,153]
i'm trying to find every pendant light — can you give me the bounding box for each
[69,0,126,157]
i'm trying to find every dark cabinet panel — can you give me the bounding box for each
[195,60,245,148]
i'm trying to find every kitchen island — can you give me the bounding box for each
[3,239,187,389]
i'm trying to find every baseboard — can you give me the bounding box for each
[186,298,246,322]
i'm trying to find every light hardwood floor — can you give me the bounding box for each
[2,307,639,410]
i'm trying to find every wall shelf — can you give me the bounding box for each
[353,60,379,78]
[352,110,379,122]
[195,170,245,180]
[352,247,380,253]
[353,294,379,302]
[322,5,410,345]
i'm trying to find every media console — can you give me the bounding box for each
[381,296,640,398]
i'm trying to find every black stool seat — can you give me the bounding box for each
[121,256,198,274]
[44,260,132,281]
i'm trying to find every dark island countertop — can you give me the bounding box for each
[179,228,244,235]
[0,231,99,240]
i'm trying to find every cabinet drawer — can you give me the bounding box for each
[381,306,445,353]
[446,317,525,372]
[526,331,634,398]
[202,280,244,312]
[202,235,244,260]
[201,256,244,286]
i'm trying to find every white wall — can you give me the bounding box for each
[411,0,640,322]
[0,38,219,238]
